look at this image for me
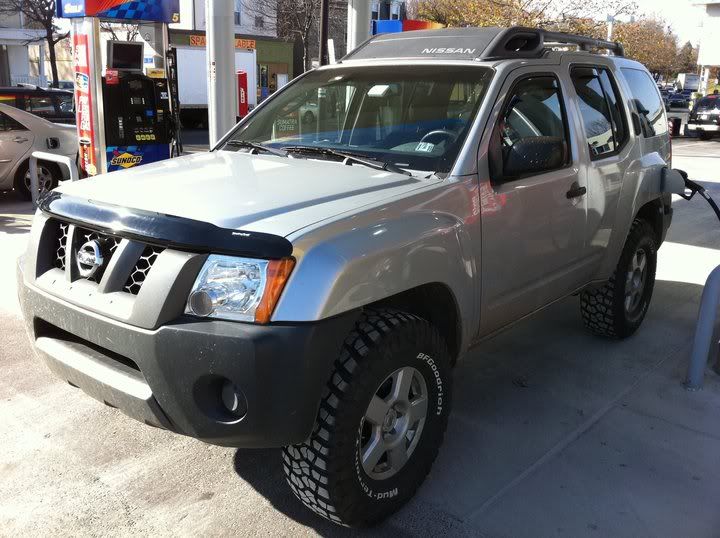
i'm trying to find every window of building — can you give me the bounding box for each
[233,0,241,25]
[621,67,668,138]
[371,1,380,20]
[570,66,628,159]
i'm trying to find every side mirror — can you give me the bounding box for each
[662,167,689,196]
[503,136,565,178]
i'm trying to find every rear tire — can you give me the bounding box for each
[15,160,59,201]
[699,131,713,141]
[580,219,657,338]
[282,309,452,527]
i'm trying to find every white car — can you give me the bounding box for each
[0,103,77,200]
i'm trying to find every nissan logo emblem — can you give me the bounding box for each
[76,240,104,278]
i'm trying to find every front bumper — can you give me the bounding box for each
[18,261,359,448]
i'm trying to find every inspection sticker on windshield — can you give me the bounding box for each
[415,142,435,153]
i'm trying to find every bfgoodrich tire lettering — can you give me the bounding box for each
[282,309,452,527]
[580,219,657,338]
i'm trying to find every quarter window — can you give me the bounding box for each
[571,67,628,159]
[621,68,668,138]
[0,111,26,131]
[490,75,570,181]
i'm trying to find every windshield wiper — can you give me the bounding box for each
[281,145,411,176]
[223,139,288,157]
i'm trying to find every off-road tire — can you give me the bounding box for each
[580,219,657,338]
[282,309,452,527]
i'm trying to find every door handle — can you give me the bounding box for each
[13,137,28,143]
[566,182,587,199]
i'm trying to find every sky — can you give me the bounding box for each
[632,0,705,45]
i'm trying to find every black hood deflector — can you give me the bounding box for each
[39,192,293,259]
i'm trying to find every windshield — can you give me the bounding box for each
[694,95,720,113]
[222,65,493,175]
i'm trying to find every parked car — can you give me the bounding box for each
[0,86,74,124]
[18,27,675,527]
[47,80,74,90]
[0,103,77,199]
[687,93,720,139]
[668,89,693,109]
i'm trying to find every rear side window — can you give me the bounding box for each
[621,68,667,138]
[0,111,26,131]
[571,66,628,159]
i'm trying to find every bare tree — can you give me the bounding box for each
[244,0,320,72]
[0,0,67,87]
[100,22,140,42]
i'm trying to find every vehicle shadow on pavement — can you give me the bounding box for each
[0,192,33,235]
[235,277,719,536]
[232,449,405,536]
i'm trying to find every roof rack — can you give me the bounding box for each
[341,26,625,63]
[481,27,624,59]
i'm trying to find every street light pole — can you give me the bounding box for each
[206,0,236,148]
[319,0,330,65]
[607,14,615,41]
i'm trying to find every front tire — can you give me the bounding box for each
[580,219,657,338]
[283,309,452,527]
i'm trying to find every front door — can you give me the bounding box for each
[0,111,33,183]
[479,70,589,335]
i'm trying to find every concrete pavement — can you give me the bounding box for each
[2,141,720,536]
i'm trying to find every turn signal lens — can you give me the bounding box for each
[255,258,295,324]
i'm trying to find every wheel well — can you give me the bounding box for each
[367,283,461,363]
[635,199,663,245]
[14,158,62,186]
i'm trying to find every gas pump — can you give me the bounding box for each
[56,0,181,176]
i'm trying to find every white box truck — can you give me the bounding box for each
[676,73,700,92]
[174,46,257,128]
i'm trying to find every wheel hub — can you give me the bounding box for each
[359,366,429,480]
[625,246,648,315]
[382,407,399,433]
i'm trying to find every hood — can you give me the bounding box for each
[56,151,428,237]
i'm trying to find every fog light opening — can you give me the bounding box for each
[221,380,247,418]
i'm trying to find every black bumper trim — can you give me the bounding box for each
[20,272,360,448]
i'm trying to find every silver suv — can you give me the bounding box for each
[18,27,674,526]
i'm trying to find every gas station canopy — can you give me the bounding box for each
[57,0,180,23]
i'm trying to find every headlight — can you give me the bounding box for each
[186,255,294,323]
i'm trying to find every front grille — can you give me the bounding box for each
[124,246,164,295]
[47,219,164,295]
[74,227,121,283]
[54,222,68,270]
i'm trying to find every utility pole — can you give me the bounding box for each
[206,0,236,147]
[606,14,615,41]
[319,0,330,65]
[347,0,372,53]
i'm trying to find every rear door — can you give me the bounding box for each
[479,68,589,334]
[564,61,634,271]
[0,111,33,182]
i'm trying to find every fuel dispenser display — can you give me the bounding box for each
[102,71,171,171]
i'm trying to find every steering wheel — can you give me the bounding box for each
[420,129,458,145]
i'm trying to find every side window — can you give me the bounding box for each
[621,68,668,138]
[571,66,628,159]
[0,111,27,131]
[27,96,57,118]
[490,75,569,182]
